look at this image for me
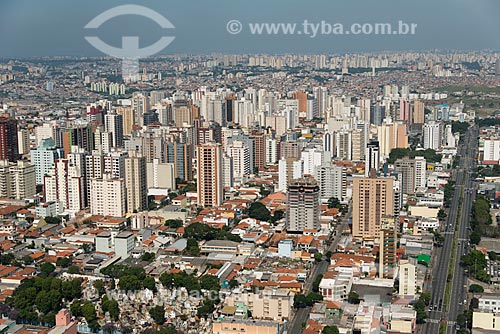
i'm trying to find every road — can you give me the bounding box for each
[286,206,352,334]
[421,126,478,334]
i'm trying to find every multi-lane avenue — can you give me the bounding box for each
[422,125,478,334]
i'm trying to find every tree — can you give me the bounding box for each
[93,280,105,296]
[40,262,56,277]
[23,255,34,265]
[0,253,15,265]
[197,298,219,317]
[149,305,166,325]
[67,265,80,274]
[314,252,323,262]
[246,202,271,221]
[437,209,447,220]
[141,252,156,262]
[185,238,200,256]
[82,302,97,323]
[312,274,323,293]
[143,277,157,292]
[101,296,119,321]
[118,275,142,292]
[413,293,430,324]
[469,284,484,293]
[164,219,183,228]
[323,325,340,334]
[70,300,82,317]
[200,275,220,291]
[44,216,62,225]
[56,257,72,268]
[348,291,360,304]
[470,231,481,245]
[327,197,341,209]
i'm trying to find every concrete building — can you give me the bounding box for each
[477,294,500,313]
[18,128,30,155]
[0,160,36,200]
[44,159,85,214]
[213,319,284,334]
[365,141,380,176]
[352,174,394,239]
[0,117,19,162]
[472,311,500,332]
[286,177,321,233]
[226,140,251,180]
[166,141,193,181]
[379,216,397,279]
[483,139,500,163]
[114,231,135,260]
[89,175,127,217]
[395,157,416,195]
[197,143,223,207]
[399,260,417,296]
[319,272,353,301]
[423,121,441,150]
[125,156,148,213]
[415,156,427,189]
[31,138,64,185]
[223,288,294,322]
[95,231,113,253]
[104,112,124,148]
[315,163,347,201]
[146,159,175,191]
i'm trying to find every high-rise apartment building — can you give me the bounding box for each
[0,117,19,162]
[394,157,416,195]
[365,141,380,176]
[286,177,321,233]
[414,156,427,189]
[30,138,64,185]
[146,159,175,190]
[90,174,127,217]
[197,143,223,208]
[17,128,30,156]
[412,100,425,124]
[44,159,85,213]
[125,156,148,213]
[0,160,36,200]
[166,141,193,181]
[315,163,346,201]
[423,121,441,150]
[352,175,394,238]
[379,216,397,279]
[104,112,124,148]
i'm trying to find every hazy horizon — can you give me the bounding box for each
[1,0,500,58]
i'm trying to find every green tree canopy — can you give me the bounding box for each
[246,202,271,221]
[149,306,166,325]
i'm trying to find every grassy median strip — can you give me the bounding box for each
[444,187,463,311]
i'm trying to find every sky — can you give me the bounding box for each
[0,0,499,58]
